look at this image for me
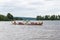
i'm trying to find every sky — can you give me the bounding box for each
[0,0,60,17]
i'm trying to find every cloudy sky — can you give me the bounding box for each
[0,0,60,17]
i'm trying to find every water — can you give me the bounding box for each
[0,21,60,40]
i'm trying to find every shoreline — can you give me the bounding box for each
[0,19,60,21]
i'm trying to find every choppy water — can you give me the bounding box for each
[0,21,60,40]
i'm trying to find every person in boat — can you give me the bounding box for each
[13,20,17,25]
[31,22,43,25]
[30,22,34,24]
[25,20,30,24]
[39,22,43,25]
[18,22,24,25]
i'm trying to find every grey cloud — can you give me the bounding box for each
[45,0,60,1]
[0,0,60,17]
[29,2,44,5]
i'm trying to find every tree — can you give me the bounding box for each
[44,15,50,20]
[0,15,5,21]
[0,15,10,21]
[58,15,60,20]
[36,16,40,20]
[7,13,13,20]
[36,15,60,20]
[36,16,43,20]
[50,15,56,20]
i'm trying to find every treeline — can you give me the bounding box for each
[0,13,23,21]
[36,15,60,20]
[14,17,23,20]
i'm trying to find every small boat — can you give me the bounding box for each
[12,21,43,25]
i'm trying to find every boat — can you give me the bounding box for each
[12,21,43,25]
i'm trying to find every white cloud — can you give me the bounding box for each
[0,0,60,17]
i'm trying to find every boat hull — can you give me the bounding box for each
[12,22,43,25]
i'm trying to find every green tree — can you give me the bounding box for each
[36,16,40,20]
[36,15,60,20]
[0,15,9,21]
[58,15,60,20]
[44,15,50,20]
[7,13,13,20]
[36,16,45,20]
[50,15,56,20]
[55,15,58,20]
[0,15,5,21]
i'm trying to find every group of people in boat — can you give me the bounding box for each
[30,22,43,25]
[12,20,43,25]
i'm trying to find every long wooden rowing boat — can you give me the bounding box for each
[12,21,43,25]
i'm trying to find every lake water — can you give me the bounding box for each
[0,21,60,40]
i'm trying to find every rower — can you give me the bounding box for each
[13,20,16,25]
